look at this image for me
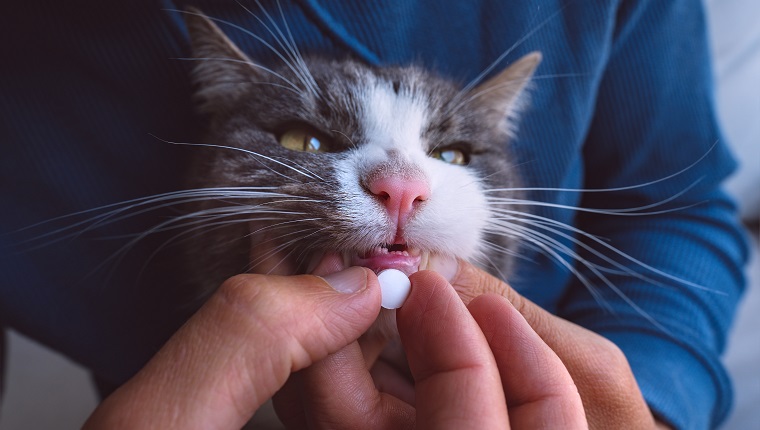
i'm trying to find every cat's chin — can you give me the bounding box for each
[302,248,432,278]
[348,246,429,276]
[248,233,431,277]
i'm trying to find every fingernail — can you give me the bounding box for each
[322,267,368,294]
[427,255,458,281]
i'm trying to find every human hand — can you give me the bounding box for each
[273,269,587,429]
[437,259,663,429]
[83,267,382,429]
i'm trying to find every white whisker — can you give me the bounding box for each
[153,136,318,181]
[446,76,536,123]
[265,154,326,182]
[487,191,703,216]
[331,129,359,150]
[14,188,313,253]
[446,6,565,117]
[174,57,301,93]
[486,142,718,195]
[498,212,725,295]
[172,8,313,97]
[470,244,511,281]
[490,208,721,294]
[490,221,612,310]
[246,226,330,272]
[246,0,320,97]
[490,219,676,334]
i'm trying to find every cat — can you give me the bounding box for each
[16,7,697,335]
[178,7,541,312]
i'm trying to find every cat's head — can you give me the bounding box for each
[182,9,540,295]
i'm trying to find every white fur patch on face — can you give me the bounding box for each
[333,81,491,261]
[410,157,490,259]
[360,83,428,155]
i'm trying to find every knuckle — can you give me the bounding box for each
[591,336,630,374]
[214,274,284,330]
[454,261,512,304]
[217,273,272,306]
[578,335,638,393]
[573,336,653,427]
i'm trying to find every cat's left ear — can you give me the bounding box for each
[184,7,264,112]
[469,52,542,132]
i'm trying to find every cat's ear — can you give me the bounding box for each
[184,7,263,112]
[469,52,542,133]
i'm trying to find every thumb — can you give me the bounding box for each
[85,268,381,429]
[227,267,382,369]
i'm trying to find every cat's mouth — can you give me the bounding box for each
[348,244,428,276]
[250,234,429,277]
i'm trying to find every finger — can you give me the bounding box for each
[279,341,415,430]
[369,355,416,406]
[275,327,416,429]
[272,372,307,429]
[274,255,411,429]
[427,255,514,305]
[449,260,656,429]
[468,294,587,429]
[85,268,381,429]
[398,270,509,429]
[311,254,389,366]
[273,341,415,429]
[271,252,347,429]
[310,254,390,370]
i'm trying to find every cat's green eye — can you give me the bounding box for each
[431,148,468,165]
[279,129,325,153]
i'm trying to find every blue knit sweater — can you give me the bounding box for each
[0,1,748,428]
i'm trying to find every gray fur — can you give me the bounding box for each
[182,10,540,298]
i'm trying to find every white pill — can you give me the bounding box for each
[378,269,412,309]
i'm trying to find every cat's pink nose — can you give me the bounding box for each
[368,176,430,228]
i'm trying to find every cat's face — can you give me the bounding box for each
[183,10,540,294]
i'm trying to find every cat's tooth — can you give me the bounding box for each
[419,251,430,271]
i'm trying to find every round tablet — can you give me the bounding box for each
[378,269,412,309]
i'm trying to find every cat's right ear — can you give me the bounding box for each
[183,7,263,112]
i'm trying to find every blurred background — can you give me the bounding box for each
[1,1,758,428]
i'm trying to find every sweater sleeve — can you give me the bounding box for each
[556,1,748,428]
